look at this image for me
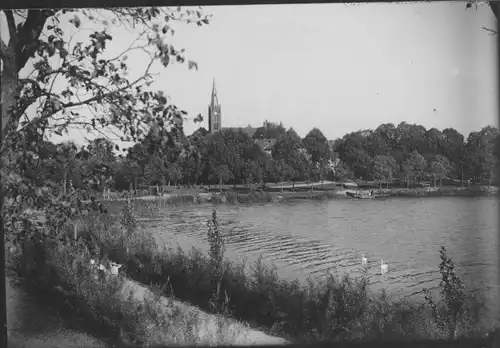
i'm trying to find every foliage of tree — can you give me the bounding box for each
[1,6,211,252]
[427,155,452,188]
[400,150,427,188]
[371,155,398,189]
[18,121,500,197]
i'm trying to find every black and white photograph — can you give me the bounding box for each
[1,1,499,347]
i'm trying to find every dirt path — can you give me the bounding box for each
[266,181,337,189]
[7,274,288,347]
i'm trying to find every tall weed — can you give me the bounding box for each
[423,246,486,339]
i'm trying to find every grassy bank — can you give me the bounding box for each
[7,222,261,346]
[99,184,498,216]
[8,198,498,346]
[103,189,338,216]
[371,186,498,198]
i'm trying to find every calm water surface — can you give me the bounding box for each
[143,196,499,318]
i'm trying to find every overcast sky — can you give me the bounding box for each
[1,2,498,149]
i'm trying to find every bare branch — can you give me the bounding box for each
[23,55,156,137]
[60,58,155,110]
[4,10,18,48]
[106,34,149,63]
[12,10,28,21]
[481,26,497,35]
[45,68,65,103]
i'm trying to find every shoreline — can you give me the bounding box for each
[97,185,499,209]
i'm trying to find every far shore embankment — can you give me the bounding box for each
[84,182,499,213]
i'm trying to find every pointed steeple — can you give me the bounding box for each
[210,78,219,108]
[208,78,221,133]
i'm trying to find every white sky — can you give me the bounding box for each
[1,2,498,150]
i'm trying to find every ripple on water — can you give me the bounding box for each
[145,196,499,319]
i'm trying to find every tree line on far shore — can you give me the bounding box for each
[22,120,500,196]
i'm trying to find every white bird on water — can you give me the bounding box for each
[380,260,388,274]
[361,254,368,266]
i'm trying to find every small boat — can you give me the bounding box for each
[346,191,375,199]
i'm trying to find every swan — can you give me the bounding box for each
[361,254,368,266]
[380,260,388,274]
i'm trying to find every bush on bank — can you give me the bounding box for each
[7,196,497,346]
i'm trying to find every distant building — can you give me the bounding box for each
[221,124,259,138]
[208,79,221,133]
[206,80,278,155]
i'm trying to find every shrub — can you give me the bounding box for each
[206,210,225,271]
[422,246,486,340]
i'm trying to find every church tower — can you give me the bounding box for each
[208,79,221,133]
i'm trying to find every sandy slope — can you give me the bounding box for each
[116,275,290,346]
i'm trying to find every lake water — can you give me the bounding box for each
[144,196,500,320]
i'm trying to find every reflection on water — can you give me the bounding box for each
[144,196,499,319]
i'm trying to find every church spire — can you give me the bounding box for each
[208,78,221,133]
[211,78,219,108]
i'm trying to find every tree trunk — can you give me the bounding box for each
[0,29,58,282]
[1,50,21,139]
[407,178,410,189]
